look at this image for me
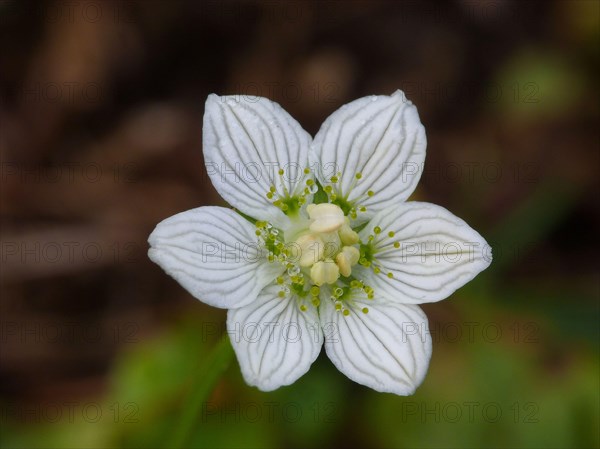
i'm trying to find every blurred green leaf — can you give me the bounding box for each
[171,334,234,448]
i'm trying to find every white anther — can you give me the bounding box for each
[294,233,325,267]
[339,218,359,245]
[335,246,360,277]
[310,260,340,286]
[307,203,345,233]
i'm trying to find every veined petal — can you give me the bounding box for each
[203,94,312,228]
[310,90,426,221]
[357,202,492,304]
[148,206,283,309]
[321,294,431,395]
[227,284,323,391]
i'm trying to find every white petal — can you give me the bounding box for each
[310,90,426,220]
[357,202,492,304]
[203,94,312,228]
[321,294,431,395]
[148,206,283,309]
[227,284,323,391]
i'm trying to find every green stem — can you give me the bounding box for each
[171,334,234,448]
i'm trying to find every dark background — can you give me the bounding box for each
[0,1,598,448]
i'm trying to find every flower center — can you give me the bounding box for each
[293,203,360,286]
[255,167,399,316]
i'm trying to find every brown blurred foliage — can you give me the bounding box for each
[0,0,598,409]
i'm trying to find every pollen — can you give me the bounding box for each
[350,280,362,289]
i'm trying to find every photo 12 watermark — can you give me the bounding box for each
[400,81,540,105]
[0,401,140,424]
[201,319,539,345]
[1,162,138,184]
[0,321,141,344]
[7,82,105,105]
[400,401,540,424]
[1,240,142,265]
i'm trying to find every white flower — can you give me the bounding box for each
[148,91,492,395]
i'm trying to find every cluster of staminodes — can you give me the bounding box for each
[254,168,398,316]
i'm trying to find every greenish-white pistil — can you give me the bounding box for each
[255,168,400,316]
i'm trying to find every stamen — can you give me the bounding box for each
[341,171,363,200]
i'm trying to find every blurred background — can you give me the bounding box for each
[0,0,598,448]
